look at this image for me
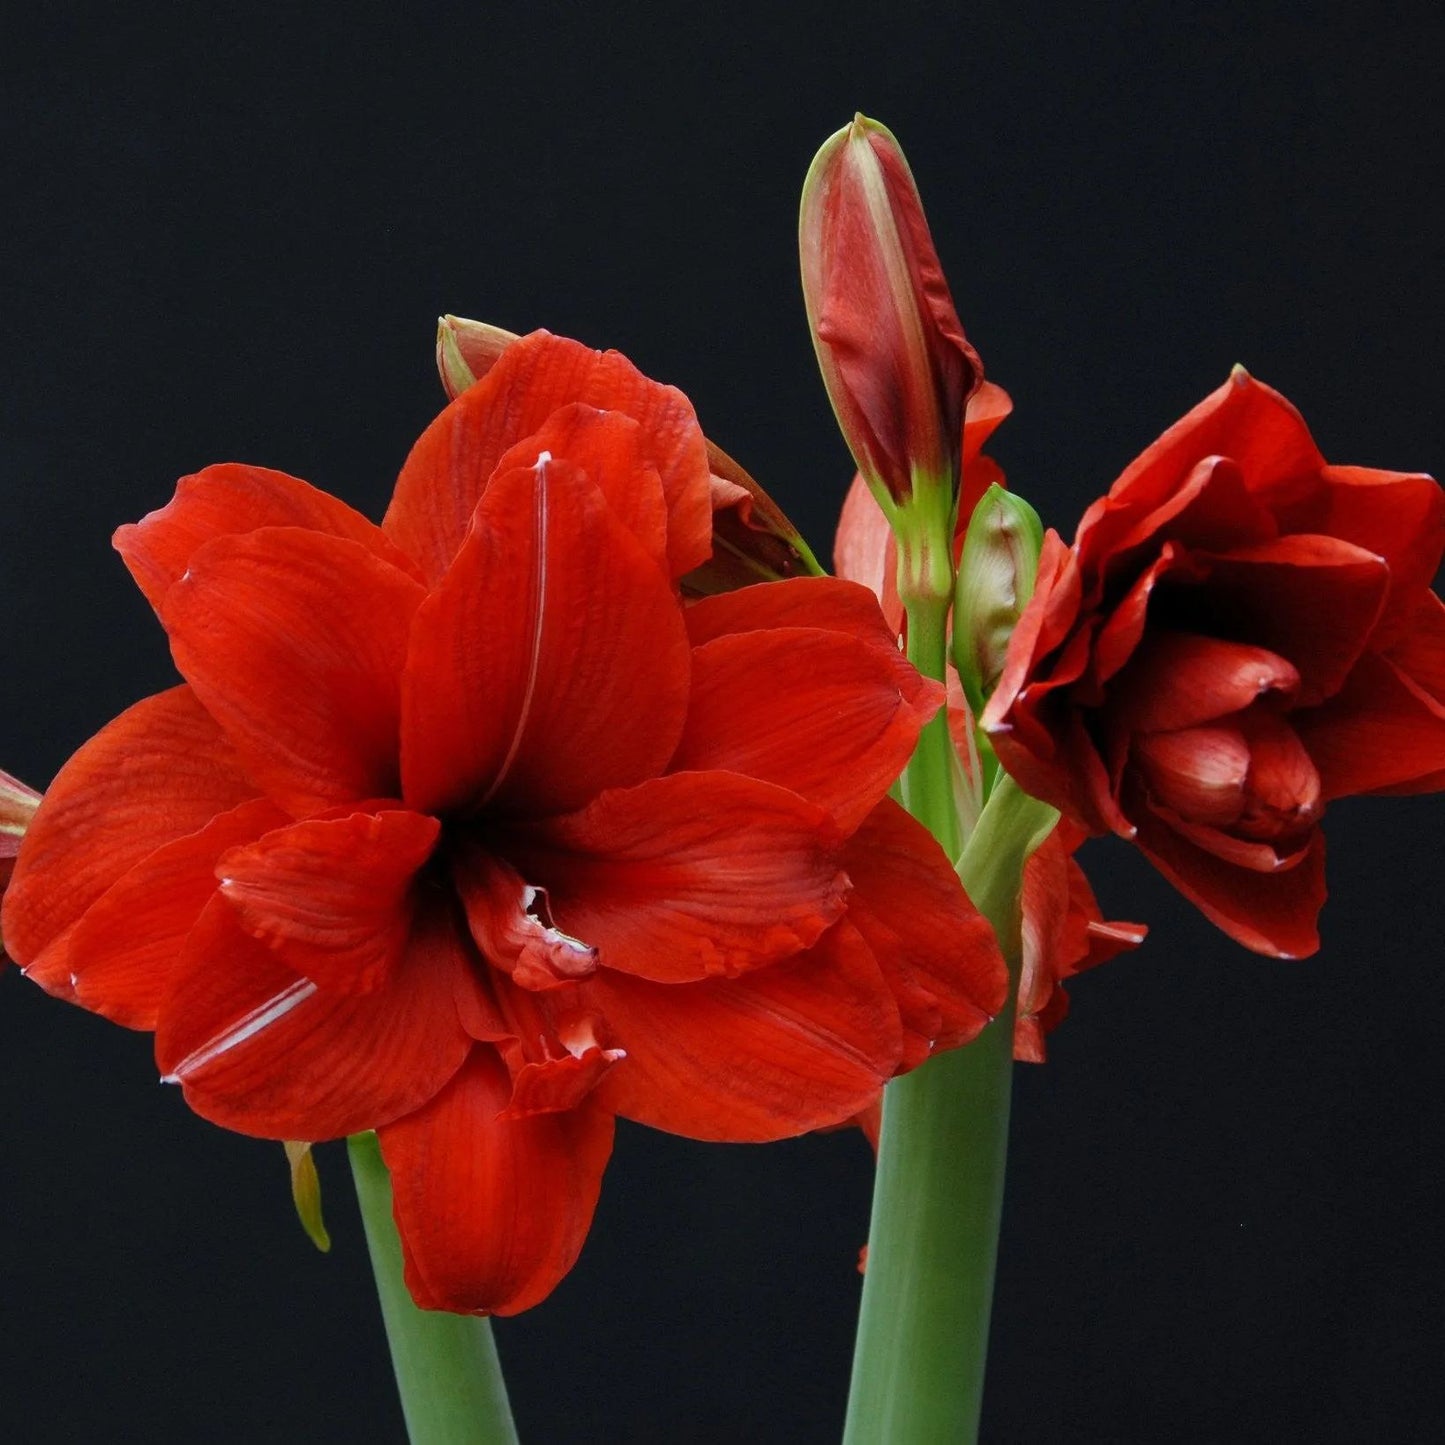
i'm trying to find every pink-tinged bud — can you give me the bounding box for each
[1,769,42,961]
[435,314,521,399]
[799,114,982,512]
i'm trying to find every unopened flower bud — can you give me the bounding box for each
[799,114,981,524]
[436,315,521,399]
[953,483,1043,712]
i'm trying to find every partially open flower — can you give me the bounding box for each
[984,368,1445,956]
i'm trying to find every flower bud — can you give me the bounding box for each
[953,483,1043,712]
[799,114,981,518]
[1,768,42,961]
[435,315,521,399]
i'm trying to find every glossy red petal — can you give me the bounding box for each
[114,463,421,613]
[2,687,258,990]
[379,1047,615,1315]
[843,799,1007,1054]
[684,574,901,651]
[1294,652,1445,799]
[1133,811,1325,958]
[1075,370,1323,574]
[65,797,289,1028]
[162,528,425,816]
[1193,534,1389,704]
[1290,465,1445,645]
[672,627,938,831]
[585,920,901,1141]
[490,403,670,574]
[384,330,712,584]
[156,893,472,1139]
[399,456,690,818]
[453,843,599,991]
[217,810,441,993]
[509,772,849,983]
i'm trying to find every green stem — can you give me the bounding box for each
[844,584,1057,1445]
[348,1133,520,1445]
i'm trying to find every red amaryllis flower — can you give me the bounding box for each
[3,329,1006,1314]
[984,368,1445,957]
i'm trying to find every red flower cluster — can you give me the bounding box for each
[985,370,1445,956]
[2,331,1006,1313]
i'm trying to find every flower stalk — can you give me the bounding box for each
[845,757,1056,1441]
[348,1133,520,1445]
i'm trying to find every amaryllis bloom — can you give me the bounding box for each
[3,329,1006,1313]
[800,114,982,510]
[984,368,1445,957]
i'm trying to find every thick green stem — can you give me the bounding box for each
[348,1133,520,1445]
[844,665,1056,1445]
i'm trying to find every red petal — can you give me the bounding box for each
[672,627,938,831]
[1192,533,1389,704]
[685,574,901,652]
[217,810,441,993]
[1295,651,1445,799]
[1105,632,1299,736]
[1133,726,1250,827]
[508,772,849,983]
[834,472,903,637]
[399,455,690,817]
[162,528,425,815]
[64,797,289,1028]
[2,686,258,989]
[842,799,1007,1054]
[490,403,670,573]
[379,1047,615,1315]
[1289,465,1445,646]
[585,920,901,1141]
[1075,370,1322,576]
[453,843,599,991]
[114,463,421,613]
[384,330,712,584]
[1133,810,1326,958]
[156,892,472,1139]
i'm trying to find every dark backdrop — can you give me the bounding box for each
[3,4,1442,1441]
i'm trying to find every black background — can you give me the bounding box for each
[3,3,1442,1441]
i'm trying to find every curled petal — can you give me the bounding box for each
[379,1047,614,1315]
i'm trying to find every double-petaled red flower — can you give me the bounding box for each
[3,330,1006,1313]
[984,368,1445,957]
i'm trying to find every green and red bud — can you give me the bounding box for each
[799,114,982,524]
[435,314,521,399]
[953,483,1043,713]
